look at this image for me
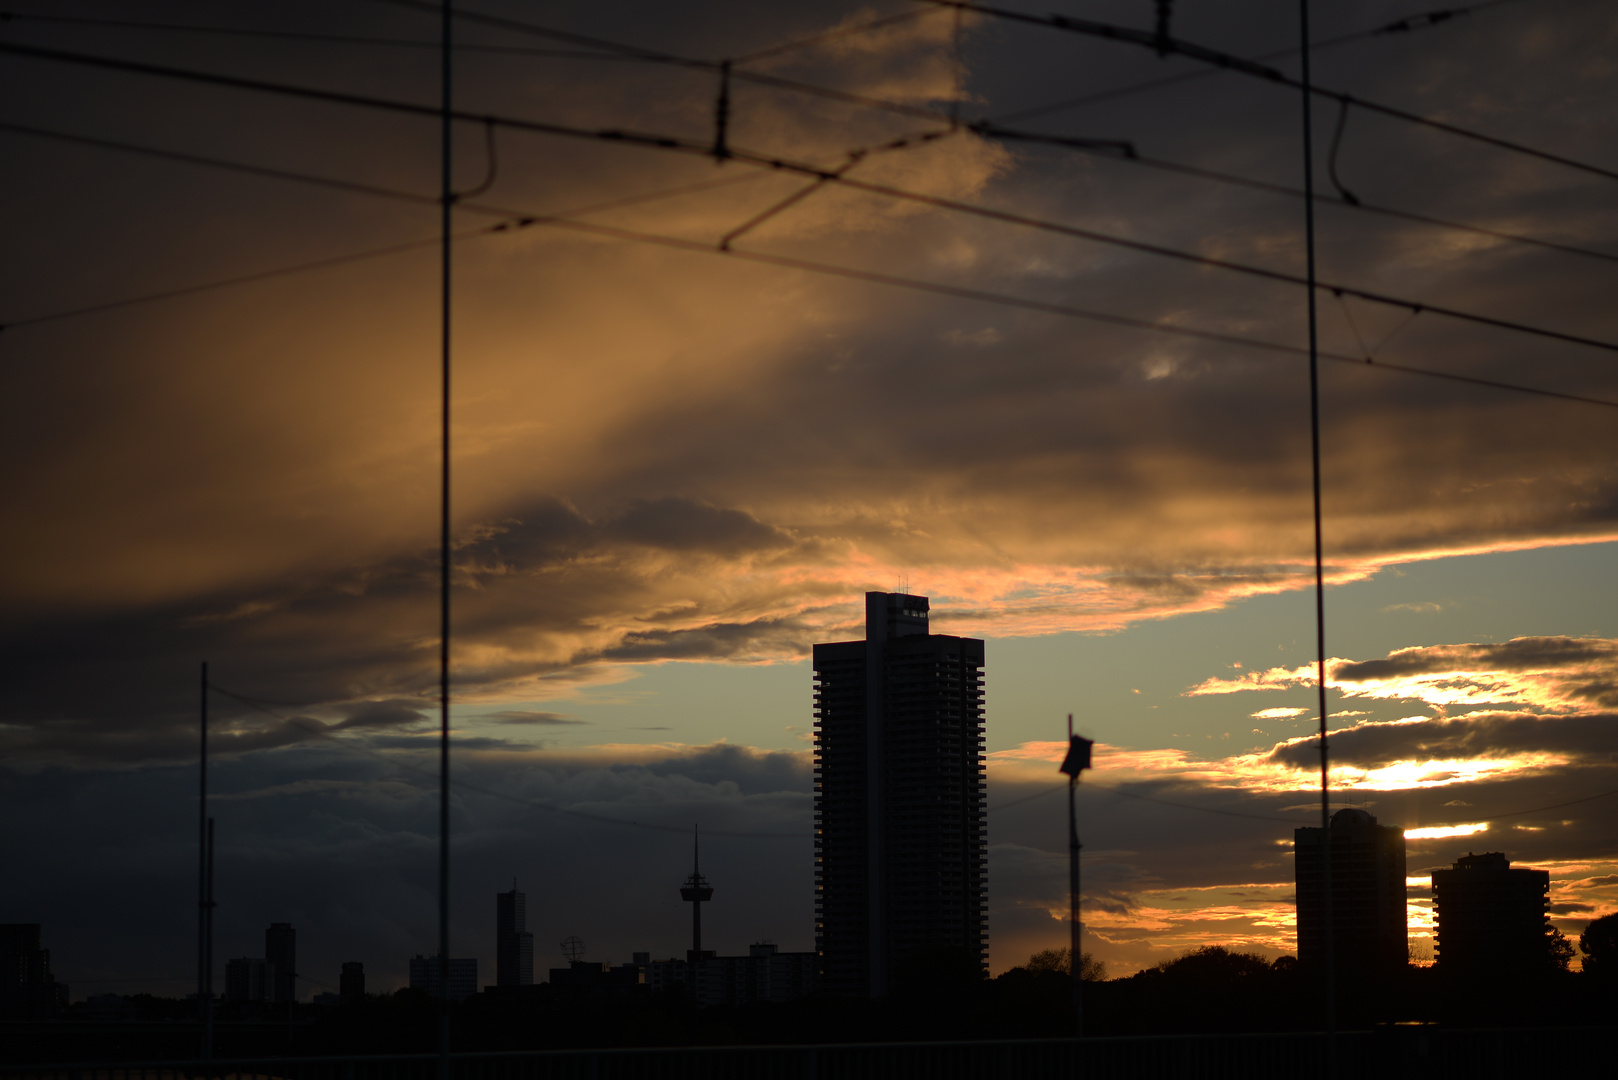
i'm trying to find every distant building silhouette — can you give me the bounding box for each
[339,961,364,1002]
[496,885,534,987]
[408,955,477,1002]
[1432,851,1551,974]
[615,944,815,1006]
[265,923,296,1003]
[813,591,987,997]
[1294,808,1407,974]
[697,942,816,1006]
[547,960,644,996]
[0,924,65,1019]
[224,957,274,1003]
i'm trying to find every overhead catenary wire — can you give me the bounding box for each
[976,124,1618,269]
[5,40,1615,361]
[921,0,1618,187]
[5,135,1618,412]
[23,7,1607,267]
[365,0,955,124]
[990,0,1529,123]
[382,0,1612,187]
[0,10,611,59]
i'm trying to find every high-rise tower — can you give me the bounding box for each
[1432,851,1551,975]
[496,884,534,987]
[264,923,296,1003]
[813,591,987,998]
[1294,808,1407,976]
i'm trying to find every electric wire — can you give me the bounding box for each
[16,108,1614,318]
[922,1,1618,186]
[981,128,1618,269]
[24,8,1605,268]
[0,10,607,59]
[366,0,955,124]
[0,224,518,332]
[5,142,1617,410]
[1,6,953,121]
[5,41,1614,360]
[731,7,942,64]
[991,0,1529,123]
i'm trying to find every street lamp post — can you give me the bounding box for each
[1059,716,1094,1039]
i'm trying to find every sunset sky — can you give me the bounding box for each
[3,0,1616,996]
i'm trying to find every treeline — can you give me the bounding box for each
[5,931,1615,1062]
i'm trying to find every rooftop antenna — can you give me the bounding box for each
[679,825,714,963]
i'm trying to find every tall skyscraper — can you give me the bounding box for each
[265,923,296,1003]
[813,591,987,998]
[1294,808,1408,975]
[0,924,63,1019]
[1432,851,1551,974]
[496,885,534,987]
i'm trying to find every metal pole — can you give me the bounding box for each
[1297,0,1336,1058]
[438,2,454,1076]
[1068,713,1082,1039]
[204,816,215,1062]
[198,661,208,1060]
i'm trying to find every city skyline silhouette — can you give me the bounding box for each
[3,4,1616,1065]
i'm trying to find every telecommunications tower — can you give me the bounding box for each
[679,827,714,963]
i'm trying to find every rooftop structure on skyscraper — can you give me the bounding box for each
[813,591,987,998]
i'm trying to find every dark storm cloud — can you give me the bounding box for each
[332,700,430,730]
[1,739,815,995]
[626,742,809,795]
[1264,711,1618,772]
[600,497,794,555]
[594,617,814,662]
[0,494,824,765]
[1333,638,1618,686]
[485,710,583,725]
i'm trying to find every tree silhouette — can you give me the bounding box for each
[1025,946,1107,982]
[1545,927,1575,973]
[1580,912,1618,979]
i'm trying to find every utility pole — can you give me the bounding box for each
[204,816,214,1063]
[197,661,210,1062]
[1059,718,1094,1039]
[1295,0,1337,1066]
[437,3,455,1079]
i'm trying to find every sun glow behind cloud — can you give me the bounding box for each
[1404,823,1489,840]
[987,741,1565,794]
